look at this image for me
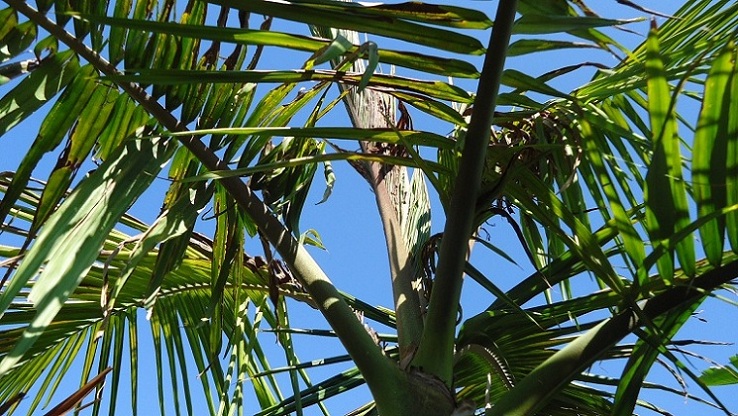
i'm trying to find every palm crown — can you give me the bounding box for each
[1,0,738,415]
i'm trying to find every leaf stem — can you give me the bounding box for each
[368,162,425,357]
[331,35,425,356]
[488,259,738,415]
[412,0,518,384]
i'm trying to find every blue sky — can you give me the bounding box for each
[2,1,738,415]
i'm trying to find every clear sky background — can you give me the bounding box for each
[3,1,738,415]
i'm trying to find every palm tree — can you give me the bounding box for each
[1,0,738,414]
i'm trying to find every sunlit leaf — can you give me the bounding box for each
[700,355,738,386]
[0,137,175,375]
[693,44,736,265]
[0,49,78,136]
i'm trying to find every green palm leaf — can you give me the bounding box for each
[2,0,738,414]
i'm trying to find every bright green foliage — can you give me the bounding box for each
[1,1,738,415]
